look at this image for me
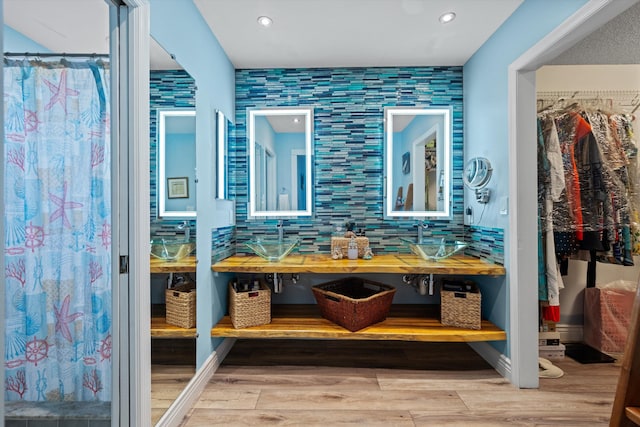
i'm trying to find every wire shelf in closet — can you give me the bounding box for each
[537,90,640,114]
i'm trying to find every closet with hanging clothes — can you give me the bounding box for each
[536,91,640,326]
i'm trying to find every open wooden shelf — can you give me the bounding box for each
[211,304,506,342]
[151,304,197,338]
[625,407,640,425]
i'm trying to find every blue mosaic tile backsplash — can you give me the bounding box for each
[233,67,472,256]
[465,226,505,265]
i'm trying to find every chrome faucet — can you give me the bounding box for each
[276,220,284,242]
[415,220,429,244]
[177,220,190,241]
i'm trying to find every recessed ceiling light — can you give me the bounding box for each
[293,117,300,123]
[257,16,273,28]
[439,12,456,24]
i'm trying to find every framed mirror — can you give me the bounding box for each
[157,108,196,218]
[384,107,452,218]
[216,110,230,200]
[248,107,314,218]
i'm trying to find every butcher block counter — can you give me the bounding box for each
[211,253,505,275]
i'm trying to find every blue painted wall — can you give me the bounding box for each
[4,25,51,53]
[463,0,590,355]
[165,132,196,211]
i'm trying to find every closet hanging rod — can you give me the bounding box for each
[4,52,109,58]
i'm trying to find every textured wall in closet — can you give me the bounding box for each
[547,1,640,65]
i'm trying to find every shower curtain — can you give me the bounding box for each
[4,58,112,402]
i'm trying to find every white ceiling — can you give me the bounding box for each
[194,0,523,68]
[4,0,523,69]
[4,0,181,70]
[4,0,109,55]
[267,114,307,133]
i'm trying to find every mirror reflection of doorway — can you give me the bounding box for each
[292,151,307,210]
[424,139,437,210]
[255,144,276,210]
[412,126,438,211]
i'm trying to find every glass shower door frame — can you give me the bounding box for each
[112,1,152,425]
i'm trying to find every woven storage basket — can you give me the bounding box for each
[441,287,481,330]
[165,283,196,329]
[312,277,396,332]
[330,236,369,258]
[229,281,271,329]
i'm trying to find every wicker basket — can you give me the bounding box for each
[165,283,196,329]
[229,281,271,329]
[331,236,370,258]
[441,285,481,330]
[312,277,396,332]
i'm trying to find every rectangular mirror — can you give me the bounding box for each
[158,108,196,218]
[216,110,230,200]
[384,107,452,218]
[248,107,314,218]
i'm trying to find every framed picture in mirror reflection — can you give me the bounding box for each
[402,152,410,174]
[167,177,189,199]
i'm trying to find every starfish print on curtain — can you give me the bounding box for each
[43,68,80,113]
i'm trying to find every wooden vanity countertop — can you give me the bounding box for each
[150,256,197,273]
[211,254,505,276]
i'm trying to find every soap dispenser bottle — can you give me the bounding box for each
[347,236,358,260]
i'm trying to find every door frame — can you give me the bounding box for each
[411,125,438,211]
[508,0,638,388]
[116,0,151,424]
[291,149,305,209]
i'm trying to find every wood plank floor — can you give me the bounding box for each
[177,339,621,426]
[152,364,195,425]
[151,338,197,424]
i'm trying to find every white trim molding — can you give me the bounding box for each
[118,1,151,424]
[469,342,512,383]
[157,338,236,427]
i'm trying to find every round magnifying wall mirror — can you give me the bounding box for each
[464,157,492,189]
[463,157,492,204]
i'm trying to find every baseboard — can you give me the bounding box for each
[556,324,583,343]
[156,338,236,427]
[469,341,512,382]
